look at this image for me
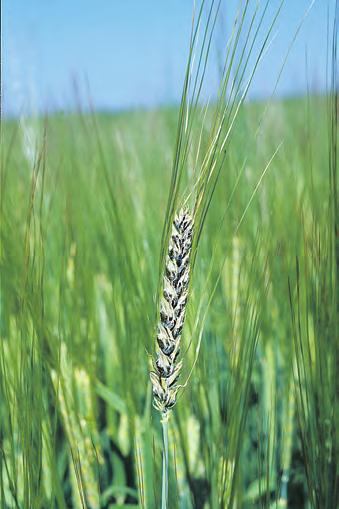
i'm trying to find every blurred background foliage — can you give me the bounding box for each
[1,89,337,508]
[1,1,338,507]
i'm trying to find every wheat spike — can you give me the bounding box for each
[150,208,194,415]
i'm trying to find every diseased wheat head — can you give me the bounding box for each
[150,208,194,416]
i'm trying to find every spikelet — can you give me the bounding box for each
[150,208,194,415]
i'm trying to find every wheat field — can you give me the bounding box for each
[1,1,338,508]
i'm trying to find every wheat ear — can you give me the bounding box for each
[150,208,194,416]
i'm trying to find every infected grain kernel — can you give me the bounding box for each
[150,208,194,415]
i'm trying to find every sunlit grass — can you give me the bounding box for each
[0,1,337,508]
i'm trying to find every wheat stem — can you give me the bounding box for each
[161,414,169,509]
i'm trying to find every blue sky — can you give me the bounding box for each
[3,0,335,116]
